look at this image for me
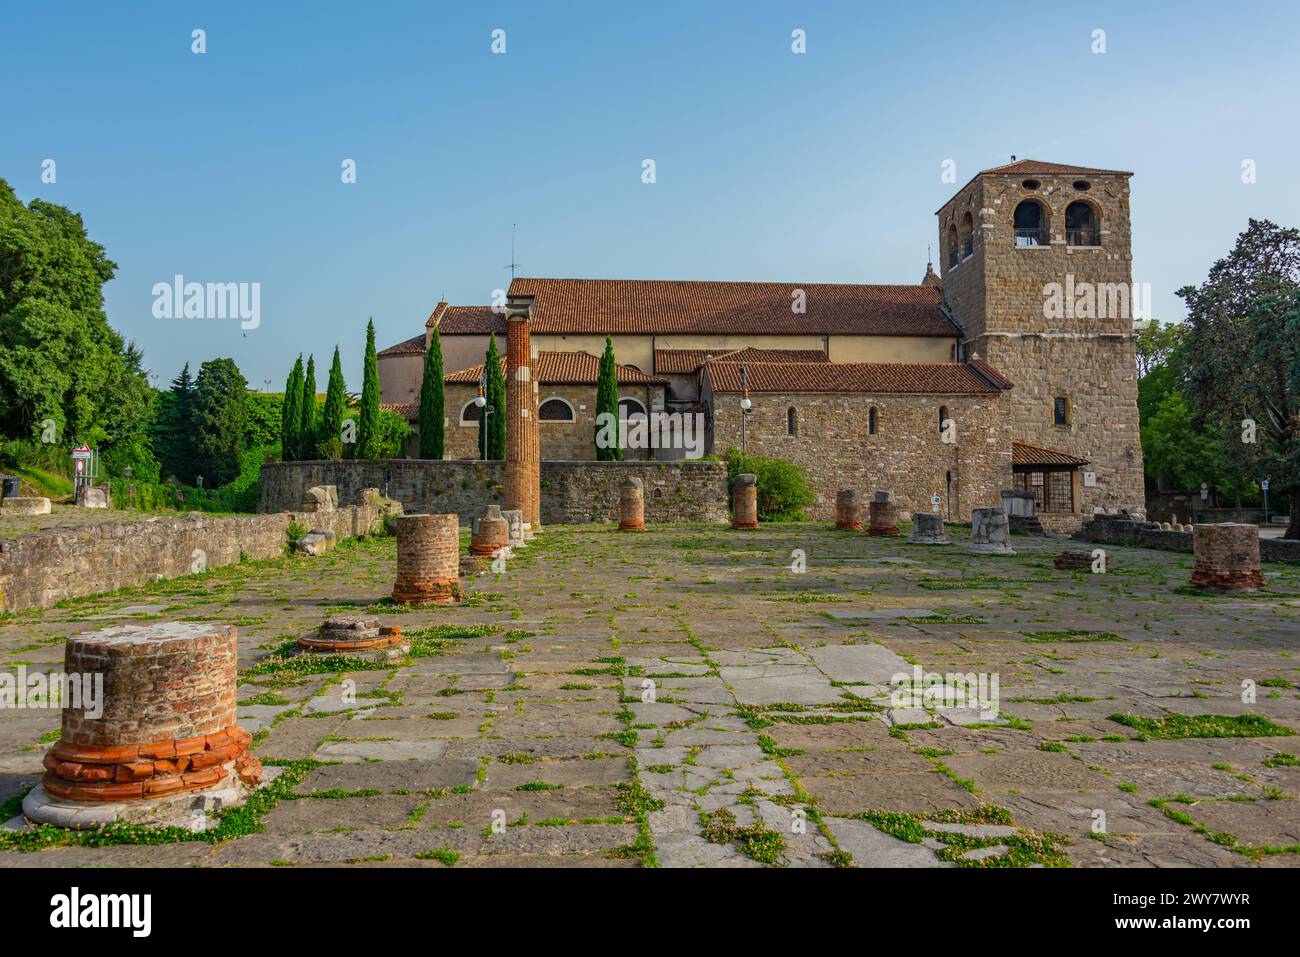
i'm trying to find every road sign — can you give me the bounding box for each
[1261,479,1270,491]
[930,493,941,513]
[71,446,92,460]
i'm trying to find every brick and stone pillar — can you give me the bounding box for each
[620,478,646,531]
[910,512,949,545]
[835,490,863,531]
[393,513,461,604]
[1191,523,1265,591]
[969,507,1015,554]
[504,304,541,530]
[732,473,759,529]
[471,504,510,556]
[35,621,260,812]
[868,491,900,536]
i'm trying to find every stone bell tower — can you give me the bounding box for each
[936,159,1146,522]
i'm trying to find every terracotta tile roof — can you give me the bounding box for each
[425,301,505,334]
[968,355,1015,390]
[506,277,959,337]
[704,360,1010,395]
[1011,441,1089,467]
[446,351,666,386]
[654,347,829,374]
[381,402,419,422]
[377,334,426,358]
[979,158,1133,178]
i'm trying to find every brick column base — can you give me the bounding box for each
[1191,523,1265,591]
[835,490,863,531]
[732,474,759,529]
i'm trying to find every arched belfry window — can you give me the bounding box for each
[539,398,575,422]
[1065,201,1099,246]
[947,223,959,268]
[958,212,974,260]
[868,406,878,435]
[786,407,797,436]
[1013,200,1048,247]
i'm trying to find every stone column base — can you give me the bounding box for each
[393,579,461,605]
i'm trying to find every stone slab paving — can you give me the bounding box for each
[1,523,1299,868]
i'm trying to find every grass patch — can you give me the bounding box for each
[1108,713,1295,741]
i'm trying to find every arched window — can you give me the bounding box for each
[958,212,974,260]
[868,406,878,435]
[786,407,797,436]
[618,397,647,420]
[939,405,949,434]
[538,398,575,422]
[459,399,483,425]
[1013,200,1048,247]
[947,223,959,268]
[1065,201,1099,246]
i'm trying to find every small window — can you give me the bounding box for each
[459,400,483,425]
[1073,180,1091,191]
[1053,397,1071,427]
[958,212,974,260]
[539,398,575,422]
[1022,179,1040,190]
[938,405,949,434]
[947,223,959,268]
[618,397,647,419]
[786,407,797,436]
[868,406,878,435]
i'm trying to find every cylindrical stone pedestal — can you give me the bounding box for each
[619,479,646,531]
[393,513,462,604]
[300,616,405,653]
[835,490,863,531]
[1191,523,1265,591]
[732,474,758,529]
[969,507,1015,554]
[471,505,510,557]
[868,491,900,536]
[910,512,949,545]
[28,621,260,826]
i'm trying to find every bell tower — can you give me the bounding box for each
[936,159,1145,524]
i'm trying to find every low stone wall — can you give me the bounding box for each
[259,460,730,525]
[0,505,388,613]
[1074,514,1300,564]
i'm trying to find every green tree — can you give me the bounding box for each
[419,326,445,459]
[1179,218,1300,537]
[595,335,621,461]
[190,358,248,487]
[299,354,319,459]
[0,180,151,460]
[154,363,195,480]
[479,333,507,460]
[320,346,347,459]
[281,356,303,461]
[356,319,381,459]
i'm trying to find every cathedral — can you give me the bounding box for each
[378,159,1145,530]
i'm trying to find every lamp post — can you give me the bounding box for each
[738,365,752,454]
[474,373,495,461]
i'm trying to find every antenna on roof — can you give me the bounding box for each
[1010,155,1016,162]
[504,223,521,281]
[927,244,932,269]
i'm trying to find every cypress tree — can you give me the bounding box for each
[484,333,507,459]
[321,346,347,459]
[299,354,318,459]
[157,363,194,480]
[595,336,621,461]
[419,325,446,459]
[281,355,303,461]
[357,319,381,459]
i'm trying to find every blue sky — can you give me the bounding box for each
[3,0,1297,390]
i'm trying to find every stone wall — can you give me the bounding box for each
[0,505,388,613]
[937,168,1146,518]
[1074,514,1300,563]
[710,391,1012,522]
[259,459,729,526]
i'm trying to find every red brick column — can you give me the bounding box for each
[393,513,462,604]
[530,377,542,530]
[835,490,863,531]
[1191,523,1265,591]
[504,309,540,529]
[471,505,510,556]
[42,621,259,803]
[868,491,900,536]
[732,473,758,529]
[619,478,646,531]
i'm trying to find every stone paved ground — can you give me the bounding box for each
[1,522,1298,868]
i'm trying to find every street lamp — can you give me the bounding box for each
[738,365,752,453]
[474,376,495,461]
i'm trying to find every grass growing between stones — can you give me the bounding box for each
[700,807,785,865]
[857,806,1071,868]
[1108,713,1296,740]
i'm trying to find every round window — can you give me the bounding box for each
[1073,180,1091,191]
[1022,179,1040,190]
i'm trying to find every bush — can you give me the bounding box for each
[722,448,814,521]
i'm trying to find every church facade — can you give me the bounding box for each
[378,159,1146,529]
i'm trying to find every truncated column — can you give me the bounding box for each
[620,478,646,531]
[835,490,863,531]
[1191,523,1265,591]
[732,473,759,529]
[393,513,462,604]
